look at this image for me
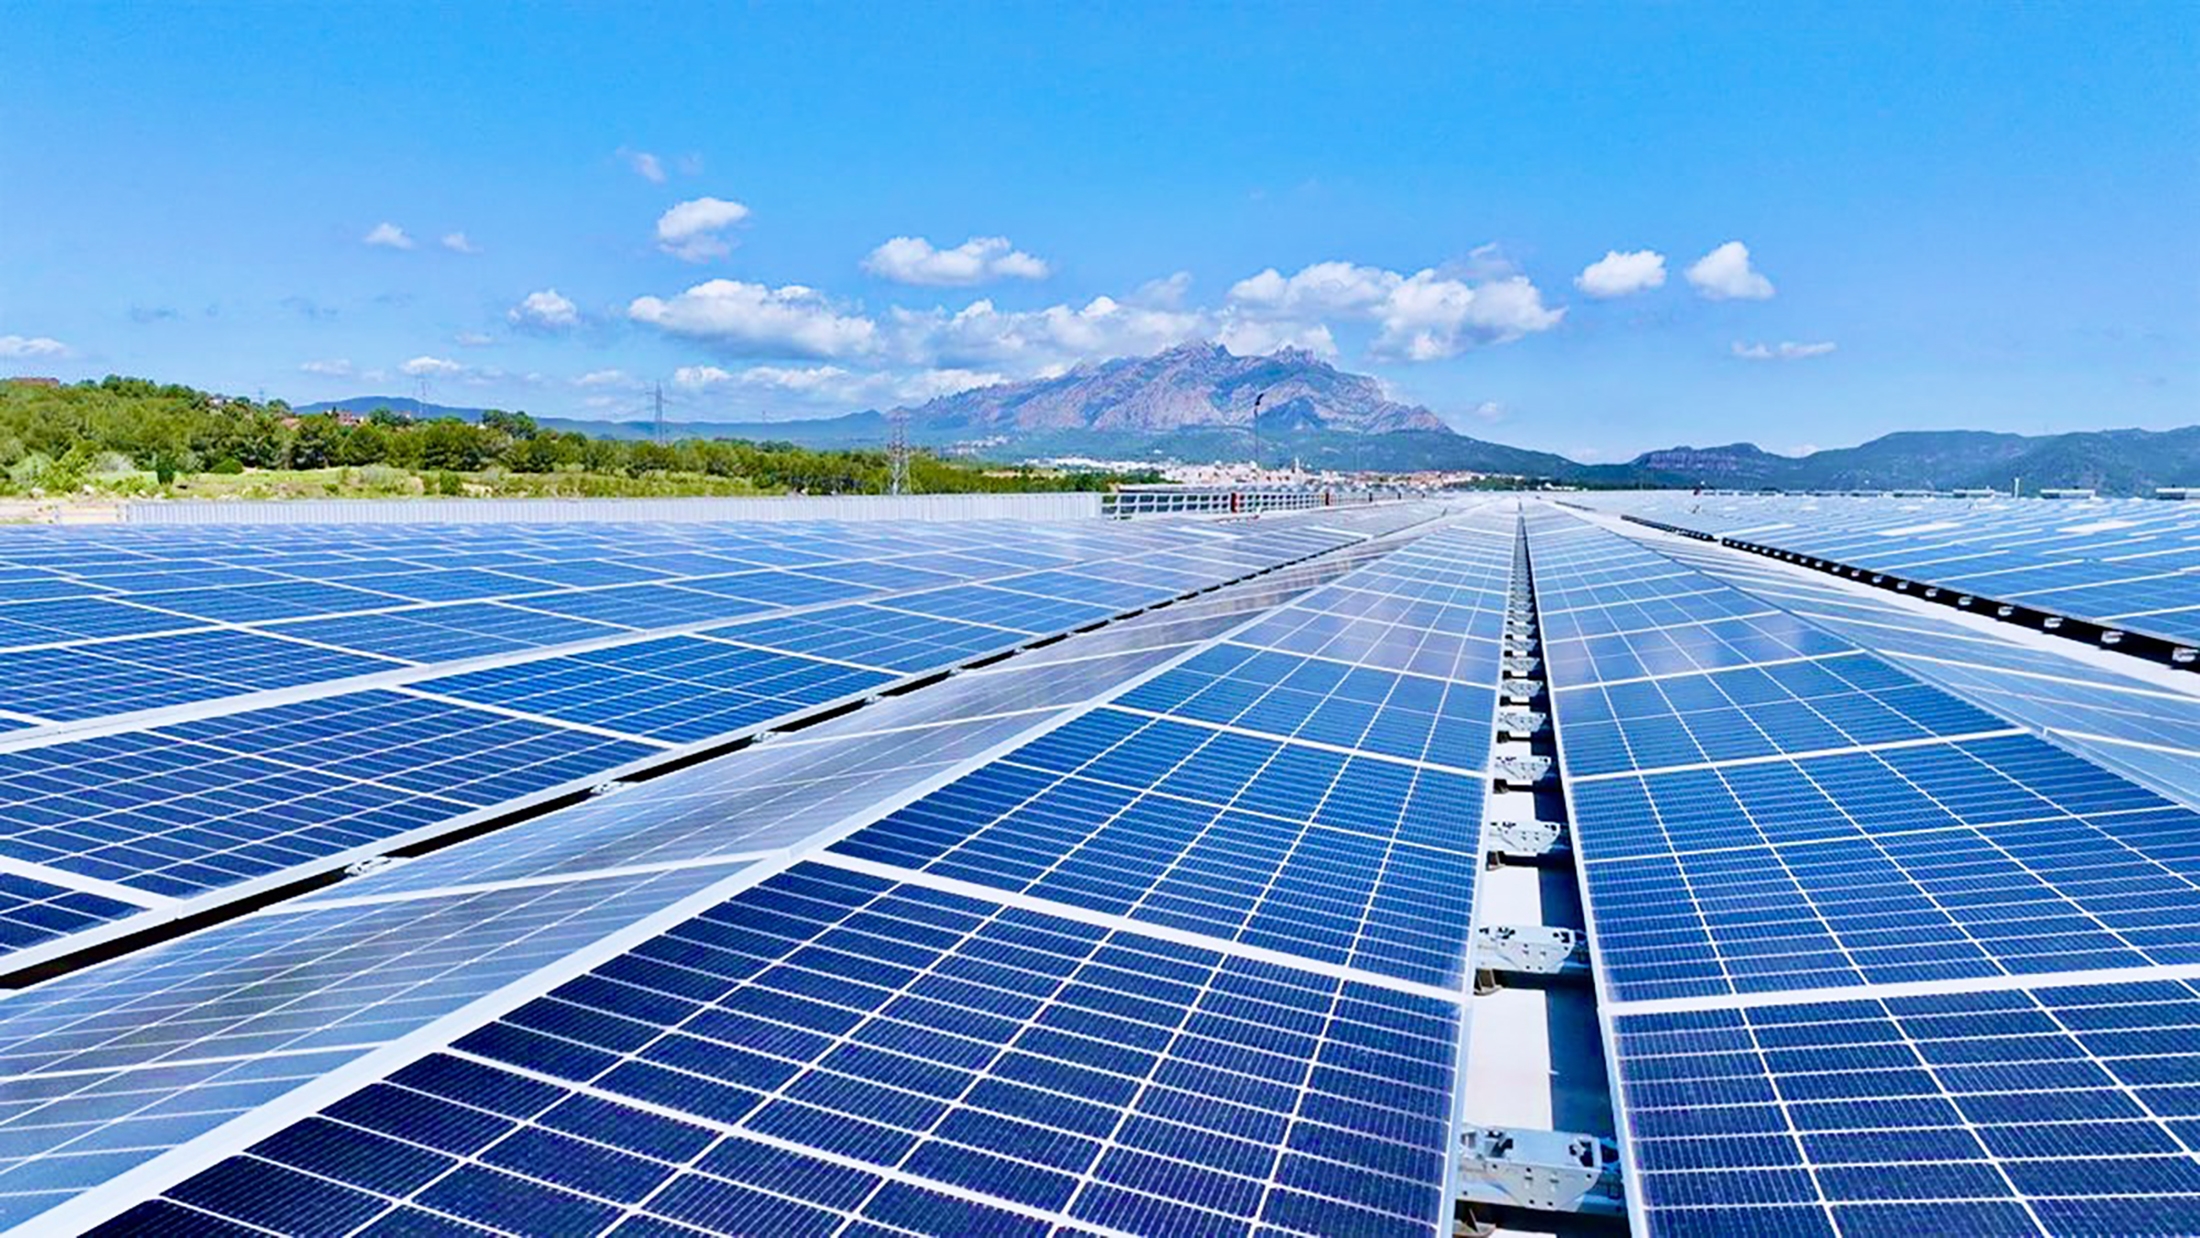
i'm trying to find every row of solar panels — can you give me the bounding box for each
[0,508,1438,978]
[0,505,1526,1234]
[1525,506,2200,1236]
[1573,493,2200,645]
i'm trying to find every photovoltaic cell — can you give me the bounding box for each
[97,863,1462,1238]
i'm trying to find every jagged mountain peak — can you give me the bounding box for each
[896,344,1450,436]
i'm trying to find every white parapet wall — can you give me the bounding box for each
[119,492,1107,525]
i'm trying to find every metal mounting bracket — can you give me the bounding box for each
[1493,754,1552,789]
[1456,1127,1624,1215]
[1484,818,1564,858]
[1495,709,1546,739]
[1501,656,1540,677]
[1499,679,1543,704]
[1474,925,1588,975]
[589,780,636,797]
[343,856,403,878]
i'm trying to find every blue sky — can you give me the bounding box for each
[3,2,2194,459]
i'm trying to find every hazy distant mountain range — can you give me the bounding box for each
[301,343,2200,493]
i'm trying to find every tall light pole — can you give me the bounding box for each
[1250,391,1264,476]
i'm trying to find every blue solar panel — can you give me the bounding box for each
[708,605,1024,672]
[832,706,1485,987]
[1613,978,2200,1236]
[0,691,658,900]
[0,874,137,951]
[265,602,628,661]
[1119,642,1494,766]
[415,638,892,744]
[96,862,1463,1238]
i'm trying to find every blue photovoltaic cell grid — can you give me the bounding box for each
[0,597,208,647]
[501,582,774,629]
[0,631,403,722]
[1116,642,1494,768]
[1522,509,2200,1003]
[0,862,748,1227]
[267,602,630,662]
[99,863,1460,1238]
[832,707,1485,987]
[414,637,892,744]
[0,874,137,952]
[0,690,658,899]
[1614,979,2200,1237]
[707,605,1025,673]
[1571,714,2200,1002]
[1539,613,1858,689]
[1554,653,2014,778]
[1577,492,2200,645]
[880,586,1118,635]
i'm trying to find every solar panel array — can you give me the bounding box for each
[7,493,2195,1237]
[49,507,1521,1238]
[1526,505,2200,1235]
[0,509,1430,972]
[1575,493,2200,646]
[1643,535,2200,808]
[0,542,1424,1232]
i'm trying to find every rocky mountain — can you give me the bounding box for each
[898,342,1447,436]
[300,347,2200,494]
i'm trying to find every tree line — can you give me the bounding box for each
[0,377,1156,495]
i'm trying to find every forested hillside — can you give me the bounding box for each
[0,377,1151,499]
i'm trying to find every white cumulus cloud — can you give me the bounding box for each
[1225,261,1563,361]
[1687,241,1776,300]
[508,288,581,331]
[574,369,637,388]
[1574,249,1667,298]
[890,295,1207,370]
[623,148,666,183]
[400,355,463,377]
[862,236,1051,286]
[454,331,495,347]
[441,232,478,254]
[655,197,751,262]
[0,335,69,359]
[298,358,355,377]
[363,222,415,250]
[631,280,877,358]
[1732,340,1836,361]
[672,365,735,389]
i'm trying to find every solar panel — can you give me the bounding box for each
[1526,502,2200,1233]
[1613,977,2200,1235]
[90,862,1466,1238]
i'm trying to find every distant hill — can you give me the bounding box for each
[301,350,2200,494]
[296,395,495,421]
[1582,428,2200,493]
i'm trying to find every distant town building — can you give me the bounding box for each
[2037,487,2099,500]
[4,376,61,388]
[2157,486,2200,501]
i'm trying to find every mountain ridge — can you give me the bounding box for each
[300,345,2200,494]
